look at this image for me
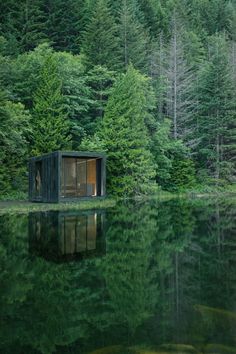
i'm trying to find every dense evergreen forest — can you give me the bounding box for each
[0,0,236,197]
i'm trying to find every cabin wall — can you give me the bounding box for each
[29,152,59,202]
[29,151,106,203]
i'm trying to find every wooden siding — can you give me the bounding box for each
[29,151,106,203]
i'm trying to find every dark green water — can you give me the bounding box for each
[0,198,236,354]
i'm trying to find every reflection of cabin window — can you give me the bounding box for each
[60,214,97,255]
[61,157,98,198]
[35,161,42,197]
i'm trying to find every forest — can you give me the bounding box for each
[0,0,236,198]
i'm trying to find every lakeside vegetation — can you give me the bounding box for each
[0,198,116,215]
[0,0,235,199]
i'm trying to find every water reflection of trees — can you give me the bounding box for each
[0,199,235,353]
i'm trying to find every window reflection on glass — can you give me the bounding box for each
[60,214,97,255]
[87,159,97,196]
[61,157,98,198]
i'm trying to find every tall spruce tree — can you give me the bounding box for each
[81,0,120,70]
[31,55,71,155]
[0,0,47,53]
[117,0,150,72]
[19,0,47,51]
[99,65,156,196]
[196,35,236,181]
[45,0,85,54]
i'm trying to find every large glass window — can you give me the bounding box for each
[61,157,98,198]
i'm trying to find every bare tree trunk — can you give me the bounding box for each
[173,31,177,139]
[124,0,128,69]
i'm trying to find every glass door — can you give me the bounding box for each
[76,159,87,196]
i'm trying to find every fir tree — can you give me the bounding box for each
[31,55,71,155]
[117,0,150,72]
[99,65,156,196]
[45,0,85,54]
[86,65,116,131]
[0,0,47,53]
[196,35,236,181]
[81,0,120,70]
[19,0,47,51]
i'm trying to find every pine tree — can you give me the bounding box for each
[86,65,116,131]
[117,0,150,72]
[99,65,156,196]
[31,55,71,155]
[148,33,167,122]
[138,0,168,38]
[81,0,120,70]
[45,0,85,54]
[196,35,236,182]
[151,119,196,191]
[0,0,47,53]
[19,0,47,51]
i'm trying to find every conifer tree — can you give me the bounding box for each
[86,65,116,130]
[45,0,85,54]
[0,0,47,53]
[117,0,150,72]
[196,35,236,181]
[138,0,168,38]
[99,65,156,196]
[81,0,120,70]
[19,0,47,51]
[31,55,71,155]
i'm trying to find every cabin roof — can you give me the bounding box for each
[29,150,106,161]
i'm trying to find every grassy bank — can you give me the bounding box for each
[0,184,235,214]
[0,198,116,215]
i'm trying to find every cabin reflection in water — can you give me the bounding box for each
[29,211,105,261]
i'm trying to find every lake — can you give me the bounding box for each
[0,197,236,354]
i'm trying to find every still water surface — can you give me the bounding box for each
[0,198,236,354]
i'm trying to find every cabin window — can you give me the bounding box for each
[61,157,99,198]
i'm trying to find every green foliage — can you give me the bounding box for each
[117,0,150,71]
[170,158,196,191]
[196,34,236,181]
[79,134,107,153]
[31,54,71,155]
[86,65,116,130]
[0,0,236,196]
[99,65,157,196]
[0,91,31,193]
[81,0,120,70]
[45,0,85,54]
[152,119,196,191]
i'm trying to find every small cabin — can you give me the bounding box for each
[29,151,106,203]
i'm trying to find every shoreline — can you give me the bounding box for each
[0,189,236,214]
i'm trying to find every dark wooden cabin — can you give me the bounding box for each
[29,151,106,203]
